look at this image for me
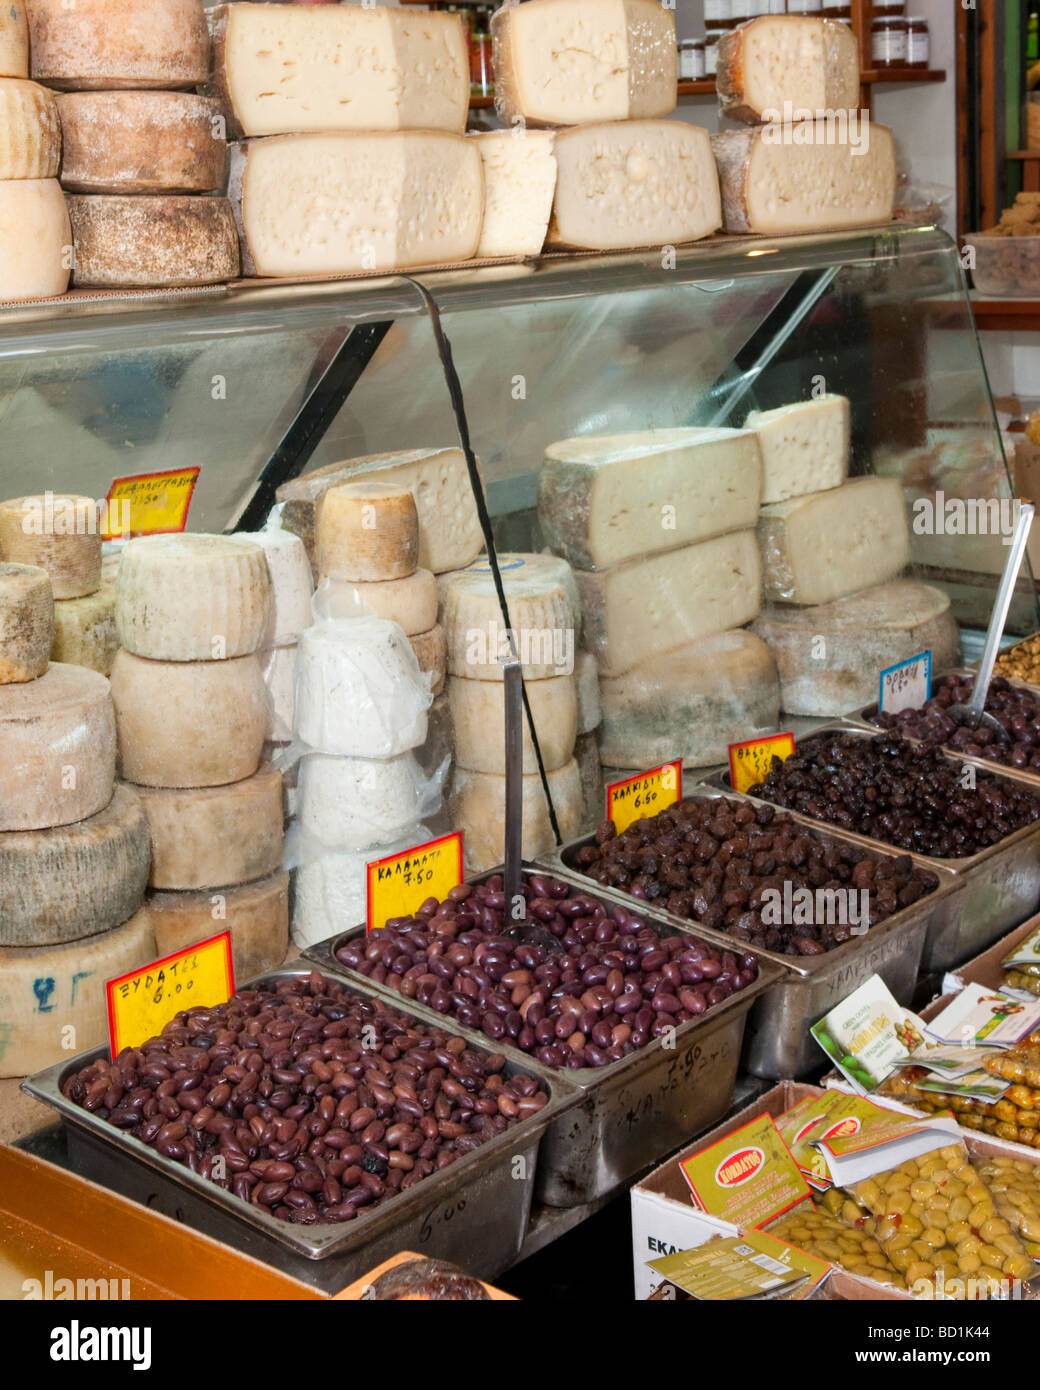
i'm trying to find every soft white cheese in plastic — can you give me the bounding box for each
[297,751,434,851]
[231,529,313,645]
[290,825,432,948]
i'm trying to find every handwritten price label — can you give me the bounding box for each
[728,733,795,795]
[106,932,233,1058]
[606,761,682,835]
[103,467,200,540]
[879,650,931,715]
[367,832,464,933]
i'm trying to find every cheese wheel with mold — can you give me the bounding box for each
[0,78,60,178]
[0,494,101,598]
[409,624,447,696]
[317,482,419,583]
[56,91,226,194]
[716,16,860,124]
[0,2,28,78]
[26,0,210,91]
[448,673,577,775]
[348,568,437,637]
[67,194,239,289]
[0,178,70,299]
[0,561,53,683]
[51,581,117,676]
[451,759,583,873]
[149,871,289,985]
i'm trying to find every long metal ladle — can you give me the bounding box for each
[503,658,563,953]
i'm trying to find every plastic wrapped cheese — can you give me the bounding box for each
[261,643,296,743]
[290,825,432,949]
[716,16,860,123]
[228,528,313,646]
[297,751,439,852]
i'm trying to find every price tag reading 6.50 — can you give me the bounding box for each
[367,832,464,933]
[728,733,795,795]
[607,761,682,835]
[107,931,233,1058]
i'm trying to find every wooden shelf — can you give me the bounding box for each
[1008,150,1040,160]
[972,297,1040,332]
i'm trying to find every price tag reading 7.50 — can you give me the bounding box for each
[607,761,682,835]
[367,831,464,933]
[728,733,795,795]
[106,931,233,1058]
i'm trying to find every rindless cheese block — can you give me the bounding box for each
[0,907,154,1077]
[752,581,960,718]
[449,673,577,775]
[316,482,419,584]
[712,122,897,235]
[757,476,910,605]
[0,78,59,178]
[210,3,468,139]
[0,663,115,831]
[471,130,557,258]
[149,871,289,985]
[116,534,273,661]
[409,624,447,697]
[550,121,720,251]
[539,427,762,571]
[229,529,313,645]
[51,582,117,676]
[349,569,438,637]
[0,784,149,947]
[0,561,53,683]
[291,828,432,949]
[67,195,240,288]
[298,751,429,852]
[230,131,483,278]
[716,16,860,123]
[0,2,28,78]
[56,91,226,194]
[135,765,284,891]
[492,0,677,126]
[598,631,780,770]
[450,759,583,874]
[0,179,70,299]
[0,494,100,598]
[744,394,850,504]
[110,650,268,789]
[578,531,761,678]
[576,650,600,734]
[25,0,210,91]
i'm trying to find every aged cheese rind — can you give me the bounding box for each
[230,530,312,645]
[471,130,556,258]
[409,624,447,697]
[0,78,60,178]
[317,482,419,583]
[26,0,210,91]
[0,493,100,598]
[110,650,268,789]
[0,561,53,683]
[451,759,583,874]
[348,569,437,637]
[539,427,762,571]
[297,752,429,851]
[449,673,577,775]
[0,178,70,299]
[67,194,239,288]
[0,2,28,78]
[149,871,289,985]
[716,16,860,123]
[744,394,850,504]
[51,582,117,675]
[56,91,226,194]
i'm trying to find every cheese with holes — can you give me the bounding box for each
[210,3,468,139]
[576,651,600,734]
[291,828,431,948]
[349,569,437,637]
[0,495,101,598]
[26,0,210,91]
[578,532,761,678]
[598,631,780,769]
[230,131,484,278]
[439,554,581,682]
[0,784,149,947]
[136,765,284,891]
[716,16,860,123]
[575,731,603,827]
[744,394,850,504]
[0,79,59,178]
[56,91,226,194]
[491,0,677,126]
[149,871,289,985]
[409,624,446,697]
[451,759,583,874]
[712,122,897,235]
[758,477,910,605]
[0,907,154,1077]
[317,482,419,583]
[116,535,273,661]
[51,581,117,675]
[449,673,577,775]
[0,562,53,683]
[539,427,762,571]
[67,194,239,288]
[0,663,115,831]
[298,752,429,851]
[110,650,267,788]
[261,643,295,743]
[752,581,960,717]
[0,179,70,299]
[230,529,312,645]
[472,130,556,258]
[0,2,27,78]
[549,121,721,251]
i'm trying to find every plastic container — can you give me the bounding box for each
[963,232,1040,298]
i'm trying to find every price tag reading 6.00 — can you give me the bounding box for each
[607,761,682,835]
[728,733,795,795]
[106,931,233,1058]
[367,832,464,933]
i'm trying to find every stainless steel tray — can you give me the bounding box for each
[300,864,785,1208]
[543,789,960,1080]
[21,967,567,1294]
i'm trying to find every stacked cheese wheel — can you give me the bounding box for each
[110,534,288,983]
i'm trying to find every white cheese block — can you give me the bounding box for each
[576,651,600,734]
[0,494,100,598]
[110,650,268,789]
[229,131,484,278]
[492,0,677,126]
[229,529,312,645]
[149,871,289,986]
[409,624,447,697]
[260,643,295,744]
[471,130,556,258]
[0,2,27,78]
[438,553,581,682]
[744,394,850,504]
[0,907,154,1077]
[449,673,577,776]
[0,178,70,298]
[716,16,860,123]
[210,3,468,140]
[598,630,780,769]
[26,0,210,91]
[712,122,897,235]
[51,581,117,676]
[348,569,437,638]
[548,121,721,251]
[316,482,419,584]
[0,561,53,683]
[578,531,762,678]
[0,663,115,831]
[290,827,432,949]
[752,580,960,718]
[0,784,149,947]
[539,427,762,571]
[0,78,59,178]
[451,759,583,875]
[758,476,910,606]
[55,91,226,194]
[135,765,284,891]
[278,448,482,578]
[297,752,429,852]
[67,194,240,288]
[575,731,604,829]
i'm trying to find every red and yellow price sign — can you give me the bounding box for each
[103,467,200,540]
[728,733,795,795]
[606,760,682,835]
[106,931,233,1058]
[367,832,464,933]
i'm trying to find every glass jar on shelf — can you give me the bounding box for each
[787,0,822,13]
[705,31,721,75]
[679,38,706,80]
[470,7,494,98]
[871,15,908,68]
[872,0,906,14]
[705,0,733,35]
[821,3,852,20]
[905,14,930,68]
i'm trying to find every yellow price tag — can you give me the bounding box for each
[606,761,682,835]
[102,467,200,540]
[106,931,233,1058]
[728,733,795,795]
[367,832,464,932]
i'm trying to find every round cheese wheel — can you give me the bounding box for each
[576,650,600,734]
[448,672,577,775]
[0,2,28,78]
[67,194,240,289]
[110,650,268,789]
[56,90,226,194]
[450,758,583,874]
[0,178,70,299]
[348,568,437,637]
[0,662,115,831]
[149,871,289,986]
[0,494,100,599]
[26,0,210,91]
[0,78,60,178]
[409,623,446,696]
[297,751,427,851]
[0,561,53,683]
[51,581,117,675]
[0,784,149,947]
[116,534,273,661]
[229,529,313,645]
[317,481,419,583]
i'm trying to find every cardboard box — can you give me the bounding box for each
[940,913,1040,997]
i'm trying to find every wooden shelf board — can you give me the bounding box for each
[972,297,1040,331]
